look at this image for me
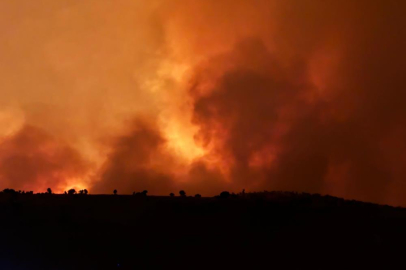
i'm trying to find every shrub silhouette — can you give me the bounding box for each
[170,193,175,197]
[179,190,186,197]
[195,194,201,198]
[68,189,76,195]
[114,189,117,195]
[78,189,88,195]
[47,188,52,194]
[220,191,230,199]
[133,190,148,197]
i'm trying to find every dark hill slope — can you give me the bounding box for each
[0,192,405,269]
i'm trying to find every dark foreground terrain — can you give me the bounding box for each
[1,192,406,269]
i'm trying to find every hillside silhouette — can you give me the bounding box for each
[0,189,405,269]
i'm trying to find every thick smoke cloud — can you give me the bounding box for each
[191,38,322,192]
[92,118,175,194]
[189,36,400,203]
[91,118,228,195]
[0,0,405,205]
[0,125,90,192]
[181,0,406,205]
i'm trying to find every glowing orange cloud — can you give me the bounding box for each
[0,0,405,206]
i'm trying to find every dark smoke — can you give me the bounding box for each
[0,125,90,192]
[186,0,406,205]
[92,118,175,194]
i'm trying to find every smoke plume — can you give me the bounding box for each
[0,0,405,205]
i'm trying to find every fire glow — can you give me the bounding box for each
[0,0,405,206]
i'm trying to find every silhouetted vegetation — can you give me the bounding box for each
[170,193,175,197]
[47,188,52,194]
[133,190,148,197]
[77,189,88,195]
[3,188,17,194]
[0,190,405,269]
[220,191,230,199]
[179,190,186,197]
[113,189,117,195]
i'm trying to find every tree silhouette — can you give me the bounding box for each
[114,189,117,195]
[141,190,148,196]
[170,193,175,197]
[84,189,88,195]
[195,194,201,198]
[79,190,84,195]
[47,188,52,194]
[3,188,16,194]
[220,191,230,199]
[68,189,76,195]
[179,190,186,197]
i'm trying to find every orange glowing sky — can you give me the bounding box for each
[0,0,405,206]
